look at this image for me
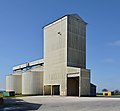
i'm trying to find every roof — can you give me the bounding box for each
[13,58,44,71]
[43,14,87,28]
[90,83,96,87]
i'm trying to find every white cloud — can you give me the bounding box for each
[108,40,120,46]
[103,58,114,63]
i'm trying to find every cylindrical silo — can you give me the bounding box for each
[12,71,23,75]
[22,71,43,95]
[6,75,22,94]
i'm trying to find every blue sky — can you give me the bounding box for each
[0,0,120,92]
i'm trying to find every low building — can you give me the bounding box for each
[103,92,114,96]
[90,83,96,96]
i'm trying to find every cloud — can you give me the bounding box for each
[103,58,114,63]
[108,40,120,46]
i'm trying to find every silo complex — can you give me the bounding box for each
[6,59,44,95]
[6,75,22,94]
[22,71,43,95]
[6,14,96,96]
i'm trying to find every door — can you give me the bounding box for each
[67,77,79,96]
[52,85,60,95]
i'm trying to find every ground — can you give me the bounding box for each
[1,96,120,111]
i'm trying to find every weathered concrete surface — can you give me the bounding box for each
[20,96,120,111]
[2,96,120,111]
[1,97,41,111]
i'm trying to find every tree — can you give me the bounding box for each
[102,89,108,92]
[114,89,119,94]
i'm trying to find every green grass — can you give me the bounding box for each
[1,93,42,98]
[0,92,23,98]
[114,93,120,95]
[96,93,103,96]
[0,92,3,97]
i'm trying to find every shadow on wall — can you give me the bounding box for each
[0,98,42,110]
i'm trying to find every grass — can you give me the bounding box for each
[96,93,103,96]
[96,92,120,97]
[0,93,3,98]
[0,92,23,98]
[1,92,42,98]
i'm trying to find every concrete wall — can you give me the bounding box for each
[67,67,80,74]
[67,14,86,69]
[67,67,90,96]
[44,14,90,96]
[6,75,22,94]
[90,83,96,96]
[44,85,51,95]
[80,69,90,96]
[44,16,68,95]
[22,71,43,95]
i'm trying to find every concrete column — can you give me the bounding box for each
[51,85,52,95]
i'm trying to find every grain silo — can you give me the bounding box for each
[6,74,22,94]
[22,71,43,95]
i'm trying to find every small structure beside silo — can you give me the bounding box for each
[103,91,114,96]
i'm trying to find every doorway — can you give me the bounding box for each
[52,85,60,95]
[67,77,79,96]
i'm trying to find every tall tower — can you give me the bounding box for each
[44,14,91,96]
